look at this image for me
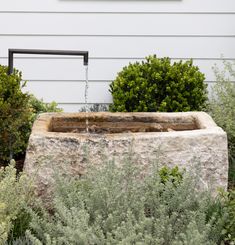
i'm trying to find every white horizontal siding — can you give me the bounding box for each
[22,81,112,104]
[1,36,234,59]
[1,0,235,112]
[0,13,234,36]
[1,0,235,12]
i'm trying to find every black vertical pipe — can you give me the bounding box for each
[84,52,89,66]
[7,50,14,160]
[8,49,14,75]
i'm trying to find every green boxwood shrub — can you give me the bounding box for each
[109,55,207,112]
[0,65,62,164]
[0,66,31,162]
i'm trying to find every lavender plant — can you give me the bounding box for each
[0,161,32,244]
[22,158,226,244]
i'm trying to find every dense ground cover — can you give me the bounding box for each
[1,158,234,244]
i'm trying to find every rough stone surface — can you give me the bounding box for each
[24,112,229,197]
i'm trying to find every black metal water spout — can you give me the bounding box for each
[8,48,89,75]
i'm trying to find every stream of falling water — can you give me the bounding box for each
[85,65,89,133]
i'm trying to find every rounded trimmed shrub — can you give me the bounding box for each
[0,65,62,164]
[109,55,207,112]
[0,65,31,162]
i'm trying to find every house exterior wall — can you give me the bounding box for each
[0,0,235,112]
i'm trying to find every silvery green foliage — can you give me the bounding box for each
[210,60,235,143]
[209,60,235,187]
[79,103,109,112]
[0,161,31,244]
[25,158,225,245]
[7,235,33,245]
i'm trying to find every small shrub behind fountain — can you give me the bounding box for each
[109,55,207,112]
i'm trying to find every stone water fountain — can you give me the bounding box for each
[12,49,227,197]
[24,111,229,197]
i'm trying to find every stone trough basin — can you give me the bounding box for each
[24,112,228,196]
